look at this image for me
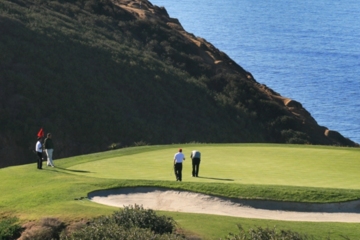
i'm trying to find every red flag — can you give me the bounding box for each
[37,128,44,138]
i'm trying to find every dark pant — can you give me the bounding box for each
[174,163,183,181]
[37,152,43,169]
[192,158,200,177]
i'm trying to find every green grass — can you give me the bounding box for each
[1,143,360,239]
[163,211,360,240]
[67,144,360,189]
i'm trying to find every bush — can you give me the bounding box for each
[111,204,175,234]
[62,205,182,239]
[19,218,65,240]
[133,140,149,146]
[223,225,311,240]
[0,217,22,240]
[281,130,309,144]
[62,225,183,240]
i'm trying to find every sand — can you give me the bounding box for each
[88,187,360,223]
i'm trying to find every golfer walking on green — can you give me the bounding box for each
[174,148,185,181]
[190,150,201,177]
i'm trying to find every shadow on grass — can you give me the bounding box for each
[197,176,234,181]
[53,167,91,173]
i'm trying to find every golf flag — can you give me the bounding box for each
[37,128,44,138]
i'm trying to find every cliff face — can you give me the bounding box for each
[0,0,357,168]
[112,0,356,146]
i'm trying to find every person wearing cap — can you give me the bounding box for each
[44,133,55,167]
[35,137,43,169]
[190,150,201,177]
[174,148,185,181]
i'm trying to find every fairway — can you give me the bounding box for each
[68,144,360,189]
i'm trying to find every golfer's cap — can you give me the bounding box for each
[179,148,182,152]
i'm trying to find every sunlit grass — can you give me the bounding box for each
[67,144,360,189]
[1,143,360,239]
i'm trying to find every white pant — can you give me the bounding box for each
[45,149,54,166]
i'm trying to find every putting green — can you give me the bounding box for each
[68,144,360,189]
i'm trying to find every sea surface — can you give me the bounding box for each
[150,0,360,144]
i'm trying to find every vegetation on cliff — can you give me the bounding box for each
[0,0,356,167]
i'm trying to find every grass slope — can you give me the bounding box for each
[1,144,360,239]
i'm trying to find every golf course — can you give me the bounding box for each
[1,143,360,239]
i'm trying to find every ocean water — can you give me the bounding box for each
[150,0,360,144]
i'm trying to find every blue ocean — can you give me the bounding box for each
[150,0,360,144]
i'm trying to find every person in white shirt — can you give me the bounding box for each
[173,148,185,181]
[35,137,43,169]
[190,150,201,177]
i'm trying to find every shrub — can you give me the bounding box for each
[19,218,65,240]
[62,225,183,240]
[223,225,311,240]
[111,204,175,234]
[62,205,182,239]
[281,130,309,144]
[133,140,149,146]
[0,217,22,240]
[108,142,122,150]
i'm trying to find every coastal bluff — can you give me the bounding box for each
[0,0,358,168]
[112,0,357,147]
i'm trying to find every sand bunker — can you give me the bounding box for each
[88,187,360,222]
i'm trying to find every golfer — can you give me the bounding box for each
[190,150,201,177]
[44,133,55,167]
[35,137,43,169]
[174,148,185,181]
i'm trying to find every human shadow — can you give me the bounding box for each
[55,167,91,173]
[197,176,234,181]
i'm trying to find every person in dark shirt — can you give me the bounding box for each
[44,133,55,167]
[190,150,201,177]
